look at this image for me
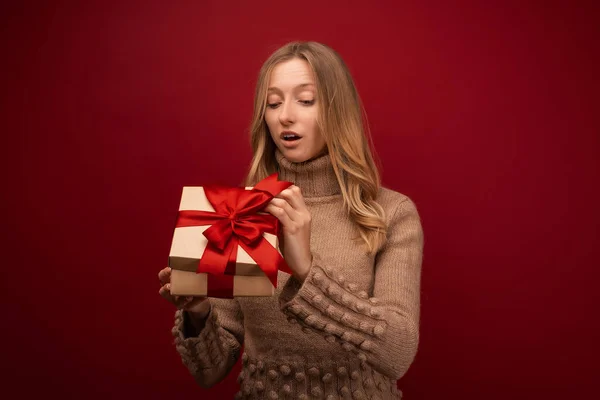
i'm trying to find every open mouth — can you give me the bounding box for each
[281,131,302,142]
[282,134,301,141]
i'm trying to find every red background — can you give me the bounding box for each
[2,1,598,399]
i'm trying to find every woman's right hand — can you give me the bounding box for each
[158,267,211,317]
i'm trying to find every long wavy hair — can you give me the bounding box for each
[244,41,387,254]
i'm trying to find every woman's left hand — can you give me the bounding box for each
[263,185,312,282]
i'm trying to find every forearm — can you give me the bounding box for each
[172,299,244,388]
[280,262,418,379]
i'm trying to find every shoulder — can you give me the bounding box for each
[376,186,421,223]
[376,187,424,253]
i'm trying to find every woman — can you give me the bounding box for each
[159,41,424,399]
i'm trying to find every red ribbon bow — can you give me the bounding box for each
[175,173,293,289]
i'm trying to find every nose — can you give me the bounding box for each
[278,100,295,125]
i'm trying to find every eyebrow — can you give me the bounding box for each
[267,83,315,92]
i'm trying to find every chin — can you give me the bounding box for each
[285,154,310,163]
[278,147,313,163]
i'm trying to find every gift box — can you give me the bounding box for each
[168,174,293,298]
[169,269,276,297]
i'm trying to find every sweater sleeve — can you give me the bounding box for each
[171,298,245,388]
[279,197,424,380]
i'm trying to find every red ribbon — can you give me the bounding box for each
[206,274,235,298]
[175,173,293,289]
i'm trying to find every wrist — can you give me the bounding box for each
[295,256,313,283]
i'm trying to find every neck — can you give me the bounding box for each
[274,148,341,198]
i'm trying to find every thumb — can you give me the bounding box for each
[183,297,210,313]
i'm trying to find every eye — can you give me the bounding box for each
[267,103,281,109]
[300,100,315,106]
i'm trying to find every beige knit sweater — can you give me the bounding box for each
[171,149,424,399]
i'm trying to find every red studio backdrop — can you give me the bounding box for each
[1,1,598,399]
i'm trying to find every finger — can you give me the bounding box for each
[264,203,294,228]
[158,267,171,285]
[174,295,190,309]
[159,283,177,304]
[269,198,300,221]
[161,279,209,311]
[159,283,195,311]
[180,296,199,308]
[276,186,306,210]
[183,296,209,311]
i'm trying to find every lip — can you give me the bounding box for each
[280,130,302,139]
[280,130,302,148]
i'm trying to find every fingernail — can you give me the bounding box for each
[166,284,171,290]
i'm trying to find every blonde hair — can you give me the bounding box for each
[244,41,387,254]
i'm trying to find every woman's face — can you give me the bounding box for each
[265,58,326,163]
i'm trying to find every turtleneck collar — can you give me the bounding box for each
[274,148,341,198]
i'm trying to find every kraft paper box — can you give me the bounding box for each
[169,269,275,297]
[168,186,280,297]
